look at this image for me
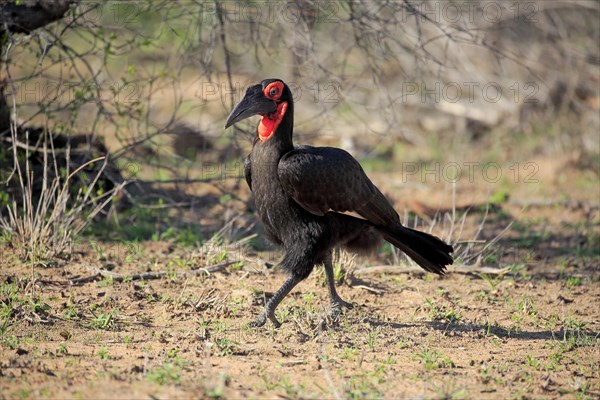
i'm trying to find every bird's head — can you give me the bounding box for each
[225,78,293,142]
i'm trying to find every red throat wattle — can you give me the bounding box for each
[258,102,287,142]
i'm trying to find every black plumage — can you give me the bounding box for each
[226,79,453,327]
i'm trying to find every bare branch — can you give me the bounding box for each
[68,260,235,285]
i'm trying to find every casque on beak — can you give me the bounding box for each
[224,84,277,128]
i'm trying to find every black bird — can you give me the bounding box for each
[225,79,453,327]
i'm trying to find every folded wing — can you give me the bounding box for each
[278,146,399,226]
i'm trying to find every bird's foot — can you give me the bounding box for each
[248,311,281,329]
[328,296,356,317]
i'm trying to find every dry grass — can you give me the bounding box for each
[0,129,124,262]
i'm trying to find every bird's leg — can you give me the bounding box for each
[324,255,354,315]
[250,275,302,328]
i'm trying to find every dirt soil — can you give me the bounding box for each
[1,161,599,400]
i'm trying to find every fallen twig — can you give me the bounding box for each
[279,359,306,367]
[68,261,234,285]
[354,264,511,276]
[353,265,597,280]
[354,284,385,294]
[67,273,103,285]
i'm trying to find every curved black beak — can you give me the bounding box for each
[225,84,277,129]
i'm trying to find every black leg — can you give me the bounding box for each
[323,254,354,315]
[249,275,302,328]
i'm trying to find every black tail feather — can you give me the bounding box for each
[378,225,453,275]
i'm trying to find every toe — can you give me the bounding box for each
[267,313,282,328]
[332,296,355,310]
[249,312,282,329]
[341,300,355,309]
[248,314,267,328]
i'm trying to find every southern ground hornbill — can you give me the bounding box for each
[225,78,453,327]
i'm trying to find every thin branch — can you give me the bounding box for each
[68,260,235,285]
[353,264,512,276]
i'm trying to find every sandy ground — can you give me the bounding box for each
[1,170,598,399]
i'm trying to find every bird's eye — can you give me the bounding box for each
[264,81,284,100]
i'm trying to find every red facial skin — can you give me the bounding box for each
[258,81,287,142]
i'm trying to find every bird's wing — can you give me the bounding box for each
[278,146,399,225]
[244,154,252,190]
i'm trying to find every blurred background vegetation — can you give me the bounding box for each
[0,0,598,262]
